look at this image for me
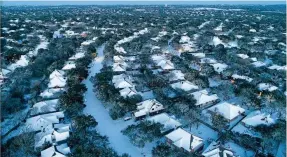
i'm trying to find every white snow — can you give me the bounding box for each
[241,110,277,127]
[170,80,199,92]
[237,54,249,59]
[69,52,85,60]
[190,53,205,58]
[202,141,235,157]
[41,146,66,157]
[198,21,210,29]
[189,89,219,107]
[165,128,204,152]
[147,113,181,133]
[211,63,228,73]
[214,23,223,31]
[119,87,137,98]
[223,141,255,157]
[40,88,65,98]
[268,65,286,71]
[167,70,185,82]
[252,61,266,67]
[258,83,278,92]
[232,74,253,82]
[134,99,164,118]
[249,29,257,33]
[207,102,245,121]
[62,61,76,70]
[30,99,58,116]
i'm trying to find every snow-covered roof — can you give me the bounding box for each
[249,29,256,33]
[252,61,266,67]
[167,70,185,82]
[179,36,191,43]
[211,63,228,73]
[157,60,174,70]
[250,57,257,62]
[69,52,85,60]
[237,54,249,59]
[25,112,64,132]
[50,70,65,80]
[151,54,165,63]
[191,53,205,58]
[41,146,66,157]
[113,78,134,89]
[242,110,277,127]
[62,61,76,70]
[113,62,127,72]
[53,130,70,142]
[268,64,286,71]
[208,102,245,120]
[257,83,278,92]
[40,88,65,98]
[171,81,199,92]
[232,74,253,82]
[147,113,181,132]
[202,141,235,157]
[165,128,204,152]
[48,76,66,88]
[113,55,124,62]
[189,90,219,106]
[200,58,217,64]
[119,87,137,98]
[134,99,164,118]
[56,143,71,155]
[81,40,94,46]
[30,99,58,116]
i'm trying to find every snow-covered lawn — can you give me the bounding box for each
[83,44,154,157]
[223,141,255,157]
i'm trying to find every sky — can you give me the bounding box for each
[1,0,286,6]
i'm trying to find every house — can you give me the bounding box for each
[133,99,164,120]
[207,102,245,122]
[237,54,249,59]
[165,128,204,152]
[200,58,217,64]
[30,99,59,116]
[232,110,277,138]
[268,64,287,71]
[252,61,266,67]
[40,88,65,99]
[114,55,125,62]
[48,76,67,88]
[49,70,65,80]
[62,61,76,70]
[41,144,70,157]
[119,87,137,98]
[166,70,185,82]
[69,52,85,61]
[170,81,199,92]
[210,63,228,74]
[35,123,70,148]
[231,74,253,82]
[257,83,278,92]
[113,62,127,72]
[157,60,174,70]
[113,77,134,89]
[190,52,205,58]
[25,112,65,132]
[189,89,219,108]
[241,110,277,128]
[147,113,181,133]
[202,141,235,157]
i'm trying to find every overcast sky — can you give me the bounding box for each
[2,0,286,6]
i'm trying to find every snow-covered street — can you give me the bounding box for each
[83,44,154,157]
